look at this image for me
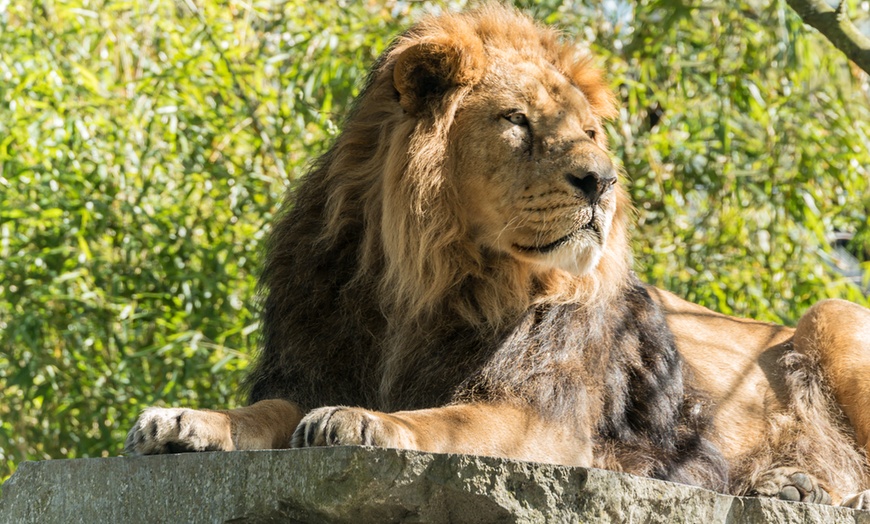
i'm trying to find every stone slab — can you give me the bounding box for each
[2,447,869,523]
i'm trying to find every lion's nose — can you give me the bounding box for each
[565,170,617,205]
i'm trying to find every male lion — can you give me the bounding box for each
[126,4,870,508]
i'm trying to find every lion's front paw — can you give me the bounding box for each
[291,407,416,450]
[841,489,870,510]
[750,467,832,505]
[124,407,233,455]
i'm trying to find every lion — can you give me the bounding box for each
[125,4,870,509]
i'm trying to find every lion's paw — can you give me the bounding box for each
[291,406,416,449]
[750,467,832,505]
[841,489,870,510]
[124,407,233,455]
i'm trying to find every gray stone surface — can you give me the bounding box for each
[1,447,869,523]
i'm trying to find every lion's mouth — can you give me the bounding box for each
[513,216,599,254]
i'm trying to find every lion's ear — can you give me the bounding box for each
[393,36,485,115]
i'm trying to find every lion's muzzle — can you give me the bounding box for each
[565,170,616,207]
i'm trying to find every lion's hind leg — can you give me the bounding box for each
[795,299,870,454]
[125,399,303,455]
[779,298,870,506]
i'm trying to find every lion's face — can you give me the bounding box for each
[449,58,619,276]
[383,7,626,318]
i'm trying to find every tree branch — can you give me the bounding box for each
[786,0,870,74]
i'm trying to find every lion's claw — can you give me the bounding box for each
[291,406,416,450]
[841,489,870,510]
[125,407,232,455]
[751,467,832,505]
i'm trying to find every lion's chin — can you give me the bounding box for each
[510,212,612,276]
[533,241,605,276]
[511,233,606,276]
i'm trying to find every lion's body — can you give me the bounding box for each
[656,289,870,499]
[126,4,870,508]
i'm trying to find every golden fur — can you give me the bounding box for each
[126,4,870,508]
[657,290,870,505]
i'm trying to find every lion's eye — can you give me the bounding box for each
[505,112,529,126]
[585,129,597,140]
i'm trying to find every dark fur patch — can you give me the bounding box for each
[442,276,728,489]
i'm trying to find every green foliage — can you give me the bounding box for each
[610,0,870,322]
[1,0,867,484]
[0,0,421,482]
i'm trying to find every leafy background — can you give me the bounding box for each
[1,0,868,484]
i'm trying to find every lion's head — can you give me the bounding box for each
[273,4,630,332]
[443,38,622,278]
[251,3,634,407]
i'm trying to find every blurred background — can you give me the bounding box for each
[1,0,868,484]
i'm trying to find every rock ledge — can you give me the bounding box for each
[2,447,869,523]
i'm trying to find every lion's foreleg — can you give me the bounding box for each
[125,399,303,455]
[292,403,593,466]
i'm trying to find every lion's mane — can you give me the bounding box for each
[244,4,727,489]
